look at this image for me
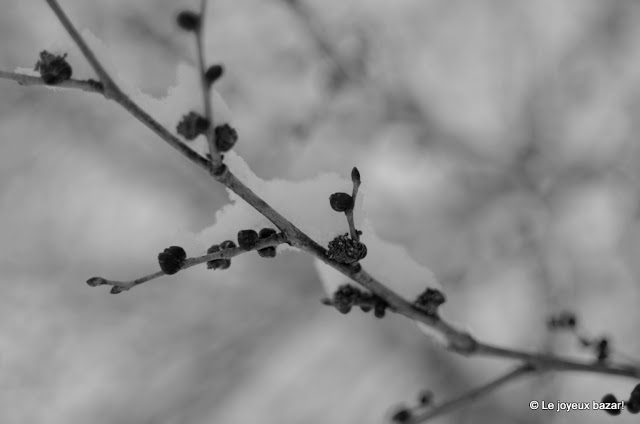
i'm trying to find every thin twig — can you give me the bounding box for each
[409,365,535,423]
[345,167,361,241]
[89,233,288,292]
[195,0,221,170]
[44,0,118,97]
[2,0,637,391]
[0,70,104,93]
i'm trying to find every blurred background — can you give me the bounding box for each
[2,0,640,423]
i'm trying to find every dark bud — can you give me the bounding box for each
[258,247,277,258]
[329,192,354,212]
[110,286,125,295]
[237,230,259,250]
[220,240,237,250]
[158,246,187,275]
[321,298,333,306]
[176,11,200,31]
[595,338,610,363]
[214,124,238,152]
[351,167,361,184]
[601,394,621,416]
[206,244,229,270]
[257,228,278,258]
[390,405,413,423]
[418,389,434,406]
[332,284,364,314]
[204,64,224,85]
[35,51,72,85]
[414,288,446,316]
[628,400,640,415]
[259,228,278,239]
[360,305,372,313]
[628,384,640,414]
[631,383,640,398]
[86,276,107,287]
[177,112,210,140]
[327,233,367,264]
[373,300,387,319]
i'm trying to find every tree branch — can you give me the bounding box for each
[1,5,636,416]
[0,70,103,93]
[87,233,288,293]
[409,364,535,423]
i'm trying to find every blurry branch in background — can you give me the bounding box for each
[1,1,639,422]
[276,0,511,170]
[277,0,358,85]
[400,364,535,423]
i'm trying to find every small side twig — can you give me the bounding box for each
[87,232,288,293]
[407,364,535,423]
[194,0,222,171]
[0,6,636,418]
[0,70,103,93]
[345,166,361,241]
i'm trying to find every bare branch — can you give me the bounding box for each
[0,70,103,93]
[44,0,119,96]
[4,3,635,409]
[88,232,288,293]
[409,365,535,423]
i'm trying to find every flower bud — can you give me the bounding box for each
[237,229,259,250]
[206,244,229,270]
[327,233,367,264]
[329,192,354,212]
[214,124,238,152]
[177,112,210,141]
[86,276,107,287]
[110,286,124,295]
[257,247,277,258]
[158,246,187,275]
[35,51,72,85]
[176,11,200,31]
[259,228,277,239]
[351,167,361,184]
[601,394,621,416]
[390,405,412,423]
[205,64,224,85]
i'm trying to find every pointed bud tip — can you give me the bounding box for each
[86,276,106,287]
[351,167,361,184]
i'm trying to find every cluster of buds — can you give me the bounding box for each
[327,233,367,265]
[322,284,389,318]
[214,123,238,152]
[413,288,446,317]
[177,112,210,140]
[35,50,72,85]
